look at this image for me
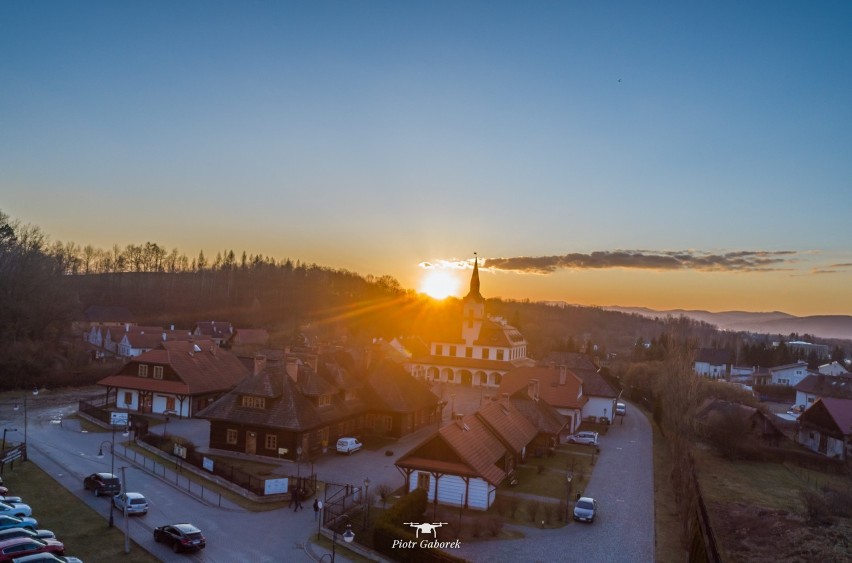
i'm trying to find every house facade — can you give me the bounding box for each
[794,374,852,411]
[499,365,586,439]
[797,397,852,460]
[769,361,811,387]
[694,349,732,379]
[97,339,249,417]
[197,354,440,462]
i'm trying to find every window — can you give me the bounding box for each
[449,346,456,357]
[496,350,505,361]
[465,347,473,358]
[123,392,132,406]
[482,349,490,360]
[153,366,163,379]
[240,396,266,409]
[384,415,393,431]
[165,397,175,411]
[417,472,430,491]
[365,414,377,429]
[318,395,331,407]
[138,364,149,377]
[435,345,443,356]
[265,434,277,450]
[226,429,238,445]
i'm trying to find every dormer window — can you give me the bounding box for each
[138,364,149,377]
[153,366,163,380]
[241,396,266,409]
[318,395,331,407]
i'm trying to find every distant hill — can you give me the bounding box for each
[605,306,852,342]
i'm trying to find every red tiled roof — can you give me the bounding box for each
[499,366,586,409]
[99,340,248,395]
[476,399,538,454]
[817,397,852,436]
[97,375,190,395]
[439,414,507,485]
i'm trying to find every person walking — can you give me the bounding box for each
[292,487,301,511]
[295,488,304,511]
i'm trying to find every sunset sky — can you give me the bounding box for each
[3,2,851,316]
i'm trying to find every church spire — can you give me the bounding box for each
[465,253,484,302]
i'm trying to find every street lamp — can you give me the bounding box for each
[363,478,370,528]
[97,440,116,528]
[319,514,354,563]
[96,422,128,529]
[14,388,38,461]
[1,429,17,451]
[565,472,573,523]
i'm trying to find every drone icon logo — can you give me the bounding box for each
[404,522,447,538]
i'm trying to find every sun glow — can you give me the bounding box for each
[419,271,460,299]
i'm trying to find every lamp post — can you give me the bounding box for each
[96,420,127,529]
[15,389,38,461]
[97,439,116,528]
[565,472,573,524]
[1,429,17,451]
[363,478,370,529]
[120,466,130,554]
[325,517,354,563]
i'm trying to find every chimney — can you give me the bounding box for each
[253,354,267,376]
[528,378,540,401]
[559,366,566,385]
[286,358,299,382]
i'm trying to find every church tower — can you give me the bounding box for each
[462,255,485,345]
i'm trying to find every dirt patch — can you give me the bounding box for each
[708,501,852,562]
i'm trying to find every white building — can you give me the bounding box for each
[408,258,534,389]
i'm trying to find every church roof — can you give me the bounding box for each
[464,257,484,303]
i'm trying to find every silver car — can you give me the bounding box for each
[113,492,148,515]
[573,496,598,523]
[567,431,599,446]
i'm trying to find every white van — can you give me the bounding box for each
[336,437,362,455]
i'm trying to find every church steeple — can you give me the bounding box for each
[465,254,484,303]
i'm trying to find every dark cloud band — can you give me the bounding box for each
[478,250,797,273]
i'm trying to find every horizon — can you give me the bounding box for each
[3,2,851,317]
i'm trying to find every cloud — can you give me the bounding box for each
[422,250,799,274]
[810,262,852,275]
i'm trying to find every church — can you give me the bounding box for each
[407,257,534,388]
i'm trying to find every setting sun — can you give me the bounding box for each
[419,271,460,299]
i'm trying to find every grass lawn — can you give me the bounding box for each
[505,447,594,499]
[2,461,158,562]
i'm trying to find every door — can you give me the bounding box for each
[246,431,257,455]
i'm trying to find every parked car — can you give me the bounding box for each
[336,437,362,455]
[567,431,599,446]
[573,496,598,523]
[0,537,64,562]
[0,530,55,543]
[0,500,22,507]
[0,518,37,533]
[82,473,120,497]
[0,504,31,519]
[12,554,82,563]
[616,402,627,416]
[113,493,148,515]
[153,523,206,553]
[12,552,83,563]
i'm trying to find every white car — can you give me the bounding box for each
[336,437,362,455]
[567,431,599,446]
[113,492,148,515]
[616,402,627,416]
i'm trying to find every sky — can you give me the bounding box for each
[2,1,851,316]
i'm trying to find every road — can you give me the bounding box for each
[10,389,654,562]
